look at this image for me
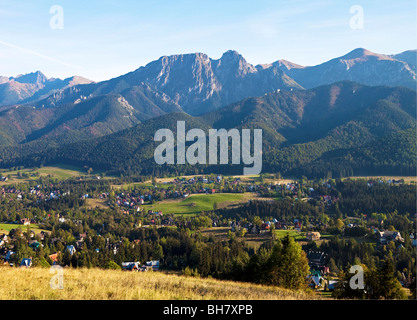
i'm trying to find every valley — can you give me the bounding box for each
[0,168,415,300]
[0,47,415,302]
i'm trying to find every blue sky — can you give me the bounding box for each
[0,0,415,81]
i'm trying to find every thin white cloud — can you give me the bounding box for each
[0,40,82,69]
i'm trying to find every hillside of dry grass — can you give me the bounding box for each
[0,267,320,300]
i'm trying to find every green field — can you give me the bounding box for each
[275,229,305,240]
[36,165,86,179]
[143,193,246,215]
[275,230,334,242]
[0,164,112,185]
[0,164,86,183]
[0,223,48,235]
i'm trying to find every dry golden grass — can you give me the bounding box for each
[83,198,109,209]
[0,267,320,300]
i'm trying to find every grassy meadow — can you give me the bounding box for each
[0,165,86,185]
[0,267,319,300]
[0,223,48,235]
[142,193,247,215]
[275,229,305,240]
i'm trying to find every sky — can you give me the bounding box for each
[0,0,415,82]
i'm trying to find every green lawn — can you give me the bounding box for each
[143,193,246,215]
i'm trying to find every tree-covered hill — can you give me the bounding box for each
[0,81,414,179]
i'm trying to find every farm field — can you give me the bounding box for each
[0,267,320,300]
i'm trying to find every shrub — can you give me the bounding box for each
[105,261,121,270]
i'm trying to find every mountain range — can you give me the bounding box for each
[0,71,92,108]
[272,48,416,89]
[2,48,415,114]
[0,48,415,178]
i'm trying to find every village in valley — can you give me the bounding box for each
[1,167,415,297]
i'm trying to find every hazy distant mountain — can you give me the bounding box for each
[0,71,93,107]
[273,48,417,90]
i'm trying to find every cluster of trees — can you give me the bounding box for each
[264,127,416,179]
[335,179,416,216]
[333,259,413,299]
[225,236,310,290]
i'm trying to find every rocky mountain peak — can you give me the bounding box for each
[340,48,394,61]
[11,71,48,85]
[215,50,257,76]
